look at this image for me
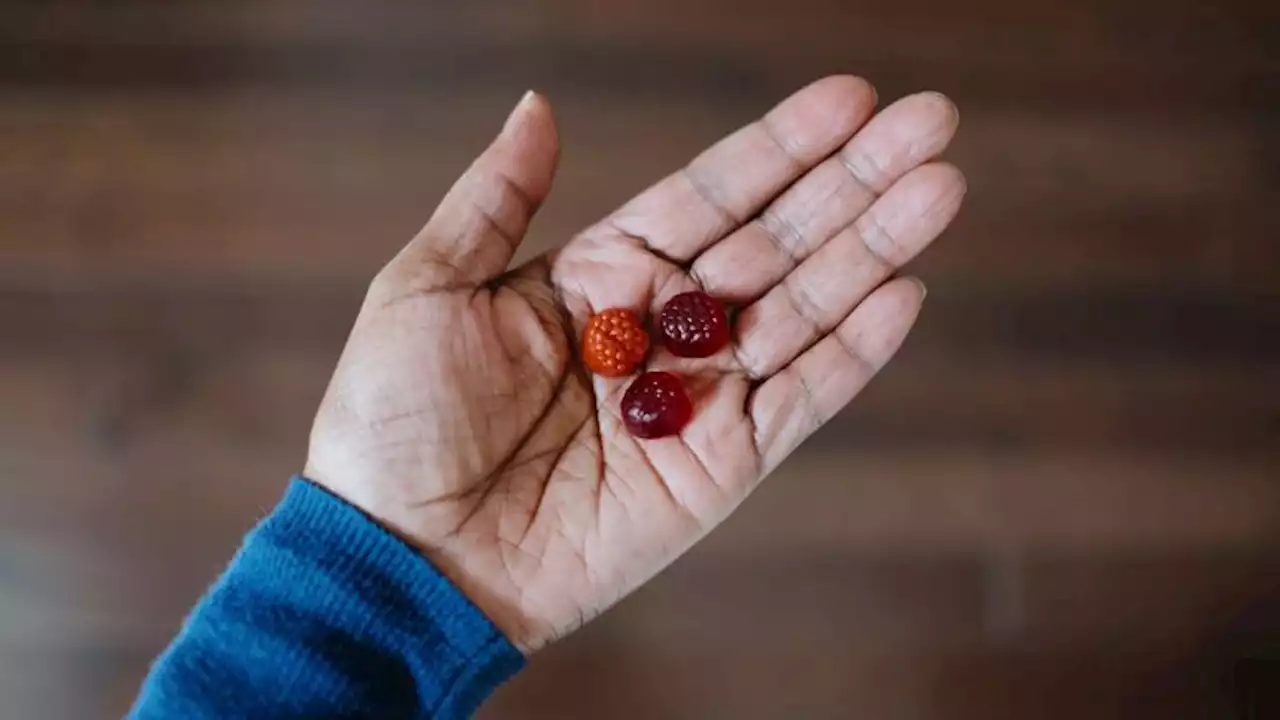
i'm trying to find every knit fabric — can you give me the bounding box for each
[127,476,523,719]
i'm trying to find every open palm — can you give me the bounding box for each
[305,77,965,653]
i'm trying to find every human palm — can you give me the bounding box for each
[305,77,965,653]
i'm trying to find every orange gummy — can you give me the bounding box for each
[582,308,650,377]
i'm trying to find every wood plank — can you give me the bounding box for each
[5,551,1269,718]
[488,645,1236,719]
[28,642,1234,720]
[717,451,1280,557]
[3,333,1277,465]
[3,284,1274,366]
[5,345,1277,569]
[0,2,1268,113]
[2,284,1275,487]
[1,93,1272,290]
[4,0,1269,47]
[3,3,1275,719]
[612,551,1280,653]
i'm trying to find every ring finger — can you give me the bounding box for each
[690,91,960,303]
[733,161,967,379]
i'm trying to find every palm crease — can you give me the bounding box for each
[305,77,965,652]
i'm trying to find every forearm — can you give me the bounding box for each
[128,477,523,720]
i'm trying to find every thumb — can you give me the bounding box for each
[386,91,560,291]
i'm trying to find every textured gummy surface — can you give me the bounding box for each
[582,308,650,377]
[659,291,730,358]
[621,371,693,439]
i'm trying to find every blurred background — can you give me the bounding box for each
[1,1,1277,718]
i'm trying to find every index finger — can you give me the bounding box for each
[594,75,878,263]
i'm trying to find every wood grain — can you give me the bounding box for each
[1,0,1276,718]
[1,94,1272,290]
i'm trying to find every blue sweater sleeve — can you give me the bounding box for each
[127,476,524,719]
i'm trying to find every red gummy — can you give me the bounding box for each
[582,308,650,377]
[659,291,730,358]
[621,371,692,439]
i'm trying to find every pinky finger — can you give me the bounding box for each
[748,277,925,475]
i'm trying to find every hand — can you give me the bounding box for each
[305,77,965,653]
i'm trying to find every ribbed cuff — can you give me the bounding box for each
[255,476,526,717]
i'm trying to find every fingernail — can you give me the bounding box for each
[504,90,537,133]
[912,278,928,301]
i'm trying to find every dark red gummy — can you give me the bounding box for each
[621,371,693,439]
[659,291,730,358]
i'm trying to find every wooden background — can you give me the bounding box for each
[1,1,1277,718]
